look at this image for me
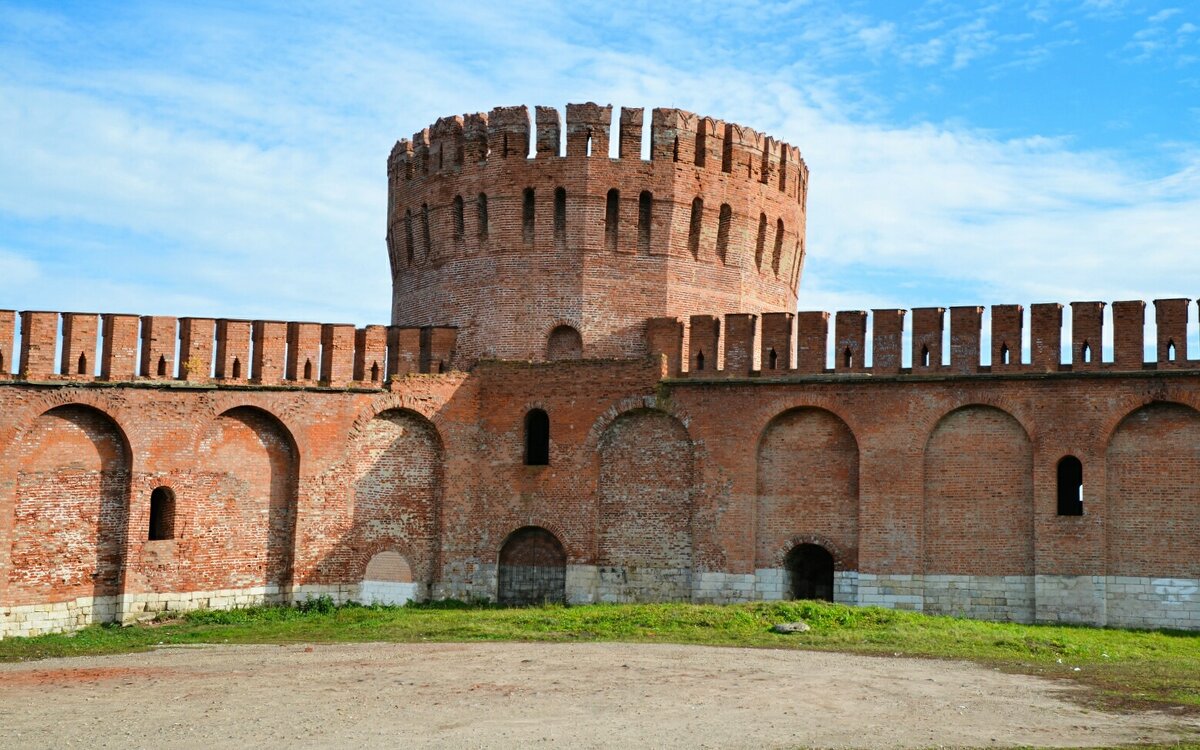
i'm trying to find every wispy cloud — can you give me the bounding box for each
[0,0,1197,332]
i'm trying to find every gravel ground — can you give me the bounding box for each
[0,641,1196,749]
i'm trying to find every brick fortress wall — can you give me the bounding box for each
[2,298,1199,636]
[1,102,1198,637]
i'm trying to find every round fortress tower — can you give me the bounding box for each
[387,103,808,364]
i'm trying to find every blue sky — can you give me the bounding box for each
[1,1,1198,353]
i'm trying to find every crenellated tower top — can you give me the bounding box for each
[386,103,808,365]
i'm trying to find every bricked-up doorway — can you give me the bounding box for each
[497,526,566,606]
[786,544,834,601]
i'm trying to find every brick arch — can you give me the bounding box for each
[768,533,852,572]
[583,395,696,455]
[923,404,1033,577]
[1097,390,1200,449]
[487,517,579,564]
[752,400,861,451]
[345,394,448,446]
[497,525,566,606]
[2,393,134,471]
[543,319,584,361]
[918,397,1035,450]
[756,406,859,570]
[1105,401,1200,579]
[354,542,418,582]
[187,397,303,464]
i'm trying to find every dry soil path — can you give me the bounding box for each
[0,641,1196,749]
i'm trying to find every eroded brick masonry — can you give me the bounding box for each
[2,104,1197,637]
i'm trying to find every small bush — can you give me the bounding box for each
[296,595,337,614]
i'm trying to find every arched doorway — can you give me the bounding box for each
[785,544,834,601]
[497,526,566,606]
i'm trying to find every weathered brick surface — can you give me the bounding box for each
[2,104,1199,636]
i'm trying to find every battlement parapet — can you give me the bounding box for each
[647,299,1200,379]
[388,103,807,193]
[0,310,457,387]
[386,104,807,278]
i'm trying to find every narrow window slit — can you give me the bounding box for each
[522,188,535,244]
[688,198,703,259]
[148,487,175,541]
[755,214,767,270]
[716,204,731,263]
[477,193,489,240]
[605,189,620,251]
[554,187,566,239]
[772,218,784,275]
[420,203,432,258]
[452,195,465,240]
[404,210,414,264]
[637,191,652,253]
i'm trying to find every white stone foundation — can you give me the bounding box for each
[358,580,423,606]
[857,573,924,611]
[1106,576,1200,630]
[922,575,1035,623]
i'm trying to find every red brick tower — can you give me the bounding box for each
[387,103,808,364]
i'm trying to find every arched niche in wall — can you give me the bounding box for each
[923,405,1033,578]
[198,407,299,592]
[546,325,583,361]
[12,404,131,618]
[360,549,418,606]
[597,409,693,601]
[1106,402,1200,579]
[345,408,442,595]
[756,407,859,570]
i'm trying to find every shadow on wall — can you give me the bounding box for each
[598,408,694,601]
[311,408,442,604]
[198,407,298,593]
[12,405,130,620]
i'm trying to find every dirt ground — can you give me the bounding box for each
[0,641,1196,749]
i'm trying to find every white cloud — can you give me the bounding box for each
[0,1,1197,337]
